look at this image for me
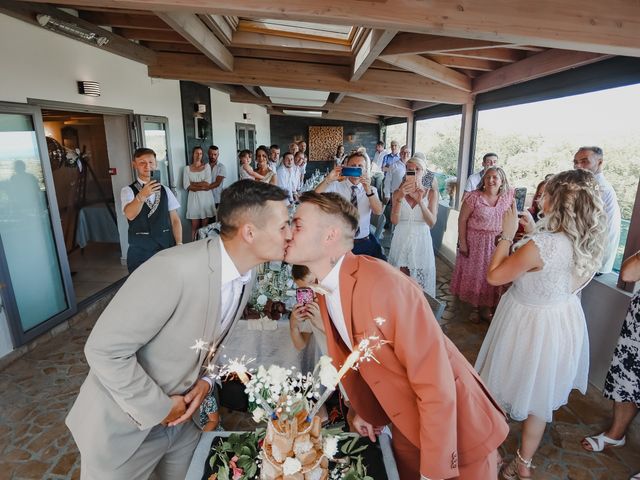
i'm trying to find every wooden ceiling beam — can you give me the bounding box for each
[77,11,169,30]
[230,48,350,66]
[231,31,352,56]
[411,101,438,111]
[115,27,188,43]
[351,29,397,81]
[379,54,472,91]
[347,94,412,111]
[156,12,234,71]
[31,0,640,57]
[142,41,200,53]
[148,53,471,103]
[443,47,526,63]
[0,0,156,65]
[473,49,611,93]
[426,54,500,71]
[198,14,235,46]
[383,34,509,56]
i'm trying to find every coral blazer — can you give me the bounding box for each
[317,253,509,479]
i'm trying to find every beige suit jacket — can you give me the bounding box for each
[66,236,253,470]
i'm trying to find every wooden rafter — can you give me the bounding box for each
[231,31,352,56]
[426,54,500,71]
[198,14,235,46]
[379,54,472,91]
[351,29,397,81]
[77,11,169,30]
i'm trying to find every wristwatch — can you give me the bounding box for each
[366,191,375,197]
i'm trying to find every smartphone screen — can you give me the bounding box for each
[296,287,314,305]
[341,166,362,177]
[405,171,416,176]
[514,187,527,212]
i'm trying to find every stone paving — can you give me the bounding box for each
[0,258,638,479]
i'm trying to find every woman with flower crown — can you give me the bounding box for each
[474,169,607,479]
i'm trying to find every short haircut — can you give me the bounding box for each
[133,147,156,160]
[298,191,358,235]
[294,151,305,158]
[282,152,294,160]
[270,144,280,150]
[238,149,252,158]
[578,146,603,157]
[218,180,288,237]
[208,145,219,151]
[345,152,366,165]
[483,152,498,161]
[291,264,311,281]
[376,141,384,147]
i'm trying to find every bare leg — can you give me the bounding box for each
[582,401,638,450]
[518,415,546,477]
[190,219,200,241]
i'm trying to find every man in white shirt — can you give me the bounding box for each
[383,144,411,201]
[68,180,291,480]
[207,145,226,210]
[294,150,307,185]
[268,144,280,173]
[121,148,182,273]
[372,141,388,170]
[315,152,385,260]
[276,152,300,203]
[573,146,622,274]
[464,153,498,194]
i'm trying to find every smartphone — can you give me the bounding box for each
[422,170,434,189]
[341,166,362,177]
[296,287,314,306]
[149,169,162,183]
[514,187,527,212]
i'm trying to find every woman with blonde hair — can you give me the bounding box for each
[451,166,514,321]
[388,155,439,296]
[475,169,607,479]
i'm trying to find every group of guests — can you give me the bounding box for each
[98,138,637,480]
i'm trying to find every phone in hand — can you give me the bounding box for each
[296,287,314,305]
[149,169,162,183]
[514,187,527,212]
[341,166,362,178]
[422,170,434,189]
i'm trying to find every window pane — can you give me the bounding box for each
[415,114,462,205]
[0,113,68,331]
[474,83,640,272]
[385,122,407,147]
[143,121,169,186]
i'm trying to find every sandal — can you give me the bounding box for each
[630,473,640,480]
[501,449,534,480]
[581,432,626,452]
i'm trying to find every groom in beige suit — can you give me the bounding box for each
[66,180,291,479]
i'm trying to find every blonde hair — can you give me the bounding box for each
[519,169,607,277]
[406,156,427,172]
[477,166,510,195]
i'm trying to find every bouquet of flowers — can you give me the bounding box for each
[300,170,327,193]
[244,262,296,320]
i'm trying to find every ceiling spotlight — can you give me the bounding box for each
[37,14,110,47]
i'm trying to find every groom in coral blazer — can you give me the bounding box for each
[286,191,509,480]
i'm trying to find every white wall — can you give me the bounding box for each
[209,88,270,184]
[0,13,271,360]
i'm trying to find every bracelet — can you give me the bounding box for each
[366,191,375,197]
[495,234,514,246]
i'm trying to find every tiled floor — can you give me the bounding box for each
[0,258,638,479]
[68,243,128,303]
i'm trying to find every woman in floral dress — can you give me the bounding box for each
[450,167,514,322]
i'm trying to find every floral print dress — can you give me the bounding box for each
[603,290,640,406]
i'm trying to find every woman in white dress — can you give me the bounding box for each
[183,146,216,240]
[475,169,607,479]
[388,156,439,296]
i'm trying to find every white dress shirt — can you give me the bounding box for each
[372,149,389,169]
[319,255,352,349]
[276,164,300,201]
[464,170,483,192]
[210,162,227,204]
[383,161,406,198]
[595,172,622,274]
[325,180,376,239]
[120,177,180,214]
[218,237,252,334]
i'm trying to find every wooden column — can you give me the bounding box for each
[406,111,415,152]
[455,100,475,209]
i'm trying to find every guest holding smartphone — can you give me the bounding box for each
[315,152,385,260]
[388,156,439,296]
[288,265,325,352]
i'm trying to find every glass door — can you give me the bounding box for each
[134,115,174,189]
[0,103,76,346]
[235,123,257,176]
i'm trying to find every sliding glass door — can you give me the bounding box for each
[0,103,75,346]
[134,115,175,189]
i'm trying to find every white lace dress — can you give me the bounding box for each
[474,232,590,422]
[388,197,436,296]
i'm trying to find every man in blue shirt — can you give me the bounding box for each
[381,140,400,171]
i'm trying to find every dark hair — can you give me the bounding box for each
[133,147,156,160]
[218,180,288,237]
[578,146,603,156]
[482,152,498,162]
[291,264,311,281]
[282,152,294,161]
[238,149,252,159]
[345,152,366,165]
[208,145,219,151]
[376,141,384,147]
[298,191,358,235]
[270,144,280,150]
[336,144,344,155]
[255,146,270,160]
